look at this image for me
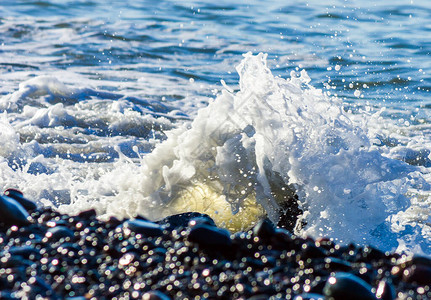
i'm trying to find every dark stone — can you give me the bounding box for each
[106,216,122,227]
[375,280,396,300]
[323,272,377,300]
[59,242,81,252]
[0,195,31,226]
[157,212,215,230]
[47,226,75,241]
[293,293,325,300]
[0,255,33,268]
[0,200,428,299]
[4,189,37,211]
[123,219,164,237]
[8,245,41,259]
[247,295,270,300]
[309,277,327,294]
[331,245,354,258]
[142,291,172,300]
[402,265,431,285]
[411,255,431,268]
[188,223,232,248]
[0,291,18,300]
[301,241,327,259]
[271,228,294,250]
[135,214,150,221]
[28,276,56,298]
[188,216,217,228]
[253,218,275,239]
[353,265,376,285]
[359,246,387,262]
[323,257,352,272]
[315,237,334,250]
[77,208,97,219]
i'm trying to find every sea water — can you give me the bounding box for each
[1,0,431,255]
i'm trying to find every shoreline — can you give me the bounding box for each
[1,190,430,299]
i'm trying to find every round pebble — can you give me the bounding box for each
[0,189,429,299]
[323,272,377,300]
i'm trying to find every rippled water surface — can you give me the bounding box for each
[1,0,431,254]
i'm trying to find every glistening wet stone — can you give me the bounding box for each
[156,212,215,230]
[0,190,430,299]
[123,219,164,237]
[187,223,232,248]
[47,226,75,241]
[0,195,31,226]
[323,272,377,300]
[4,189,38,212]
[375,280,396,300]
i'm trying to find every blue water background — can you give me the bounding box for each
[1,0,430,114]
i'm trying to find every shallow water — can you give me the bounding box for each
[1,0,431,254]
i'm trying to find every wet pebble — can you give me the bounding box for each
[253,218,276,240]
[323,272,377,300]
[402,264,431,286]
[4,189,37,212]
[157,212,215,230]
[0,189,429,299]
[142,290,172,300]
[77,208,97,219]
[294,293,325,300]
[375,280,396,300]
[187,223,232,248]
[0,195,31,226]
[123,219,164,237]
[47,226,75,241]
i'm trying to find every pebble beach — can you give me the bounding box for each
[1,190,430,299]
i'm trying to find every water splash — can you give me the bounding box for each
[90,52,425,252]
[1,53,429,253]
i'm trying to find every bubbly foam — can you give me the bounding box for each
[1,53,431,254]
[61,52,427,253]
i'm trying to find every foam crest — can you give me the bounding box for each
[92,52,421,250]
[6,53,427,253]
[0,114,21,158]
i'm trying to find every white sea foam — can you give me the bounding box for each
[1,53,431,254]
[130,53,428,251]
[56,52,429,253]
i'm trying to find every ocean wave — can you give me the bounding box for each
[59,52,428,254]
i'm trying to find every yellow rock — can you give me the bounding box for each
[170,182,266,232]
